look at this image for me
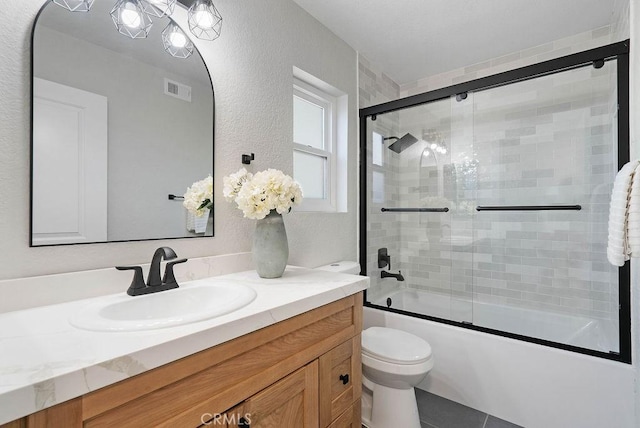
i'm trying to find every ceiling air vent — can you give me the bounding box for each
[164,78,191,102]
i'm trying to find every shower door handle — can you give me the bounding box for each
[476,205,582,211]
[381,207,449,212]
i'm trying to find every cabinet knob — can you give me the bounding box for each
[238,417,250,428]
[339,373,350,385]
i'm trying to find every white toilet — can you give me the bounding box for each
[314,262,433,428]
[361,326,433,428]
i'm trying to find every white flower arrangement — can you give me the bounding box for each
[223,168,303,220]
[183,175,213,217]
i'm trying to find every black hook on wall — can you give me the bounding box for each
[242,153,255,165]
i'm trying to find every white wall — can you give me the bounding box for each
[0,0,358,280]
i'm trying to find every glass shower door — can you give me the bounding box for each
[470,61,620,354]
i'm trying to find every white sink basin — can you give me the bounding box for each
[69,279,257,332]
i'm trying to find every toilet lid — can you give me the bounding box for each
[362,327,432,365]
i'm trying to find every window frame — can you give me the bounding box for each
[293,77,338,212]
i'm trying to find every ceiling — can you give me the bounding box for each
[291,0,619,85]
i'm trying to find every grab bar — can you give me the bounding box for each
[476,205,582,211]
[381,207,449,213]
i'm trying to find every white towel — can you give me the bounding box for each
[629,163,640,255]
[186,209,210,234]
[607,160,640,266]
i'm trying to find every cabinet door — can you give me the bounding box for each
[237,361,319,428]
[319,336,362,428]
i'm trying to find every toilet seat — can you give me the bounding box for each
[362,327,432,365]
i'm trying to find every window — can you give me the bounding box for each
[293,68,347,212]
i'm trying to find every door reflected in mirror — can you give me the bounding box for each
[31,0,214,246]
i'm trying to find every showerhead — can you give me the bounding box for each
[384,133,419,154]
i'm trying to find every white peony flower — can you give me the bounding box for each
[183,175,213,217]
[223,168,303,219]
[223,167,253,202]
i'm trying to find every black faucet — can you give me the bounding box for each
[381,270,404,281]
[116,246,188,296]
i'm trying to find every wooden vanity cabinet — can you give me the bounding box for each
[2,292,363,428]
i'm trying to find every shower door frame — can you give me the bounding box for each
[359,40,631,364]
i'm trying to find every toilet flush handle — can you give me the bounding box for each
[339,374,350,385]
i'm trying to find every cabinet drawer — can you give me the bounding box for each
[319,335,362,427]
[327,403,361,428]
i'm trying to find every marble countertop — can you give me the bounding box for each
[0,266,369,424]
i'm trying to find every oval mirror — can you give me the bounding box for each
[31,0,214,246]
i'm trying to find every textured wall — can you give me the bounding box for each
[0,0,358,280]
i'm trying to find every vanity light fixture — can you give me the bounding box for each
[52,0,95,12]
[162,22,194,59]
[110,0,153,39]
[141,0,176,18]
[187,0,222,41]
[51,0,223,57]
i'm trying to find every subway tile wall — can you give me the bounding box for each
[359,54,404,302]
[394,64,619,329]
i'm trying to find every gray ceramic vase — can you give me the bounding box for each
[253,210,289,278]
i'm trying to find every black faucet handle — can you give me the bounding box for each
[163,258,188,286]
[378,248,391,269]
[116,266,146,295]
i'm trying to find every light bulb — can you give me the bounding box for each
[162,23,194,58]
[193,7,214,28]
[121,2,142,28]
[169,31,187,48]
[430,143,437,150]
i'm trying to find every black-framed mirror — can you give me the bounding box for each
[30,0,214,246]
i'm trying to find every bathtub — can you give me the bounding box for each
[375,288,617,353]
[364,291,635,428]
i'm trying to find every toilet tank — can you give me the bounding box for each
[315,261,361,275]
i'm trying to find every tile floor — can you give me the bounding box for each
[415,389,523,428]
